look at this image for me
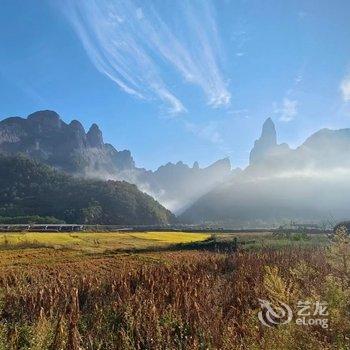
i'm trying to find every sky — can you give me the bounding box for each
[0,0,350,170]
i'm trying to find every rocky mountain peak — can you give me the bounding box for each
[69,119,85,131]
[210,157,231,170]
[27,110,60,121]
[68,120,87,149]
[0,111,133,174]
[261,117,277,145]
[87,123,104,148]
[0,109,238,213]
[249,118,277,165]
[27,110,62,130]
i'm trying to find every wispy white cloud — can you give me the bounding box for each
[340,75,350,102]
[294,72,303,85]
[135,7,144,20]
[182,117,233,157]
[286,67,304,95]
[228,108,249,119]
[273,67,303,122]
[184,120,224,145]
[61,0,230,114]
[274,98,298,122]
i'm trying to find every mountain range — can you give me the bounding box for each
[0,110,232,213]
[2,110,350,227]
[182,118,350,227]
[247,117,350,174]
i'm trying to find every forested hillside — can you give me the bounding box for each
[0,156,174,225]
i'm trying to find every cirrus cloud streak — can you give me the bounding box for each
[62,0,231,114]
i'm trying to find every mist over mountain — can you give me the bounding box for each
[182,118,350,227]
[0,155,174,225]
[0,110,232,213]
[4,110,349,226]
[247,118,350,175]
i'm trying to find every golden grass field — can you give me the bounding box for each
[1,230,346,349]
[0,231,210,252]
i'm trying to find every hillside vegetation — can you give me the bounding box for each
[0,156,174,225]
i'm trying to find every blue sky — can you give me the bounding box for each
[0,0,350,170]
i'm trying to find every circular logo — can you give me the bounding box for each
[258,298,293,327]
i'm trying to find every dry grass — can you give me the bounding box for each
[0,232,347,349]
[0,231,210,252]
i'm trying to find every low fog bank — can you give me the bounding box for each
[181,120,350,227]
[82,160,234,214]
[76,119,350,224]
[181,166,350,227]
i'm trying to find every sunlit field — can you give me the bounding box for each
[0,231,210,251]
[0,230,348,349]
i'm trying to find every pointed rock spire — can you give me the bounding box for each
[249,118,277,165]
[87,123,103,148]
[260,117,277,146]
